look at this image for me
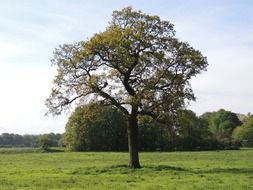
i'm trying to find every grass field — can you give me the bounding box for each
[0,149,252,190]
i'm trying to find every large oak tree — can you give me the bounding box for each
[46,7,208,168]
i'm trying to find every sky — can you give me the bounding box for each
[0,0,252,134]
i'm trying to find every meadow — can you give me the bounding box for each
[0,148,252,190]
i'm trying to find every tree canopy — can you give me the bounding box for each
[46,7,208,168]
[64,103,127,151]
[233,116,253,147]
[201,109,242,147]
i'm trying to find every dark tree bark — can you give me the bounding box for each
[127,114,141,168]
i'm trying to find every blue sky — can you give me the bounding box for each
[0,0,252,134]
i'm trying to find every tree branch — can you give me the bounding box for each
[93,87,129,115]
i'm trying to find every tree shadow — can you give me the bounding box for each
[108,164,189,172]
[111,164,253,175]
[70,164,253,176]
[145,165,189,172]
[206,168,253,175]
[148,165,253,175]
[150,165,253,175]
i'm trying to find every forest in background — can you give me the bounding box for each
[0,105,252,151]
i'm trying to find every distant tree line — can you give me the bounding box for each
[0,133,62,148]
[1,105,252,151]
[64,103,253,151]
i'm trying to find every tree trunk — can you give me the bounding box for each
[127,114,141,168]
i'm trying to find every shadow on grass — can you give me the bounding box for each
[106,164,253,175]
[106,164,189,173]
[206,168,253,175]
[43,148,65,153]
[68,164,253,176]
[150,165,253,175]
[145,165,189,172]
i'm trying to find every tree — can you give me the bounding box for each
[64,103,127,151]
[202,109,242,147]
[45,7,208,168]
[38,135,53,151]
[233,117,253,147]
[138,115,161,151]
[175,110,212,150]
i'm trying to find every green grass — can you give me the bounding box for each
[0,149,253,189]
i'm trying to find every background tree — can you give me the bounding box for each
[46,7,208,168]
[0,133,23,147]
[65,107,218,151]
[138,115,161,151]
[233,116,253,147]
[22,135,38,147]
[201,109,242,148]
[38,135,53,151]
[64,103,127,151]
[175,110,212,150]
[0,133,62,148]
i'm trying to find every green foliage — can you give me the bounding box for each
[0,150,253,189]
[65,106,218,151]
[0,133,24,146]
[201,109,242,147]
[0,133,62,148]
[233,117,253,147]
[46,7,208,167]
[64,106,87,151]
[175,110,213,150]
[38,135,53,151]
[46,6,208,119]
[138,116,161,150]
[64,103,128,151]
[138,110,214,151]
